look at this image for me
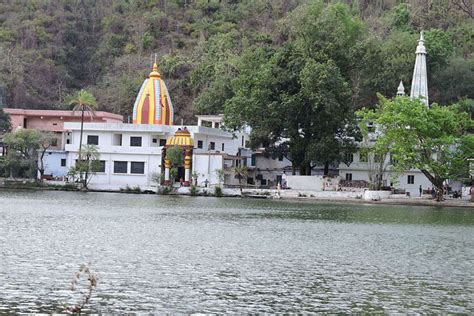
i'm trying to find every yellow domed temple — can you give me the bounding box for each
[132,63,174,125]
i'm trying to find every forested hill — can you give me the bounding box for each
[0,0,472,123]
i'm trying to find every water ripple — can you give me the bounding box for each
[0,191,473,313]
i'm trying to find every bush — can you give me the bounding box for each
[190,185,198,196]
[157,186,170,195]
[214,185,223,197]
[120,185,141,193]
[132,185,141,193]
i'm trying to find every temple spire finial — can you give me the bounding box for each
[410,31,429,106]
[397,81,405,96]
[152,53,158,72]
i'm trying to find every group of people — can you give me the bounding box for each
[421,185,464,199]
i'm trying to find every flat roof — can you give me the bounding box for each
[64,122,236,138]
[3,108,123,121]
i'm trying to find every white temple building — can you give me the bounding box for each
[62,63,251,191]
[338,32,433,196]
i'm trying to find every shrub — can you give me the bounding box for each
[132,185,141,193]
[157,186,170,195]
[190,185,198,196]
[214,185,223,197]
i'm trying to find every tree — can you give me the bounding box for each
[356,110,395,190]
[232,165,247,196]
[224,45,358,175]
[0,109,11,134]
[367,95,473,201]
[3,129,41,179]
[36,131,55,182]
[165,145,183,184]
[67,89,98,160]
[67,145,101,190]
[166,145,183,166]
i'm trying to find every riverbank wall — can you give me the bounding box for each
[1,179,472,208]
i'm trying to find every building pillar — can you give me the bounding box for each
[164,158,171,185]
[184,150,192,187]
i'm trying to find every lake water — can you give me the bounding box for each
[0,190,473,313]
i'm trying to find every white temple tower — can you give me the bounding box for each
[410,32,429,106]
[397,81,405,97]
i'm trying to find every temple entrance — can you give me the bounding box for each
[176,167,185,182]
[163,128,194,186]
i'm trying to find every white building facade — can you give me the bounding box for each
[64,120,249,191]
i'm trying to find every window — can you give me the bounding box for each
[345,173,352,181]
[159,139,167,146]
[152,138,158,144]
[66,139,70,144]
[114,161,128,174]
[221,143,225,151]
[407,175,415,184]
[87,135,99,145]
[52,122,58,126]
[130,162,145,174]
[241,136,244,147]
[61,159,66,167]
[276,175,282,184]
[197,140,203,149]
[210,142,215,150]
[23,118,27,128]
[215,122,220,128]
[359,151,368,163]
[251,154,256,166]
[96,160,106,173]
[51,138,58,147]
[113,134,122,146]
[130,136,142,147]
[345,153,354,164]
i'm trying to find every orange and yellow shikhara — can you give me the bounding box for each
[132,63,174,125]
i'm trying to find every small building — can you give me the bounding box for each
[3,108,123,178]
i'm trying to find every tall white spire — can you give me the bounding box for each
[410,31,429,106]
[397,81,405,96]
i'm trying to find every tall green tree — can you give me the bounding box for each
[224,45,358,175]
[67,90,98,160]
[364,95,473,201]
[3,129,41,179]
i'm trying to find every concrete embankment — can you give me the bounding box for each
[0,179,472,208]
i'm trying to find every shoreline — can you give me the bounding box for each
[1,184,472,209]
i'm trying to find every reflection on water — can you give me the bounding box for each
[0,190,473,313]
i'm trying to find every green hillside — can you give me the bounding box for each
[0,0,472,123]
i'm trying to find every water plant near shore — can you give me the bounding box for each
[65,263,98,314]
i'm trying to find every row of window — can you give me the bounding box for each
[85,135,226,151]
[196,140,225,151]
[61,158,145,175]
[87,135,161,147]
[113,161,145,174]
[345,153,398,164]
